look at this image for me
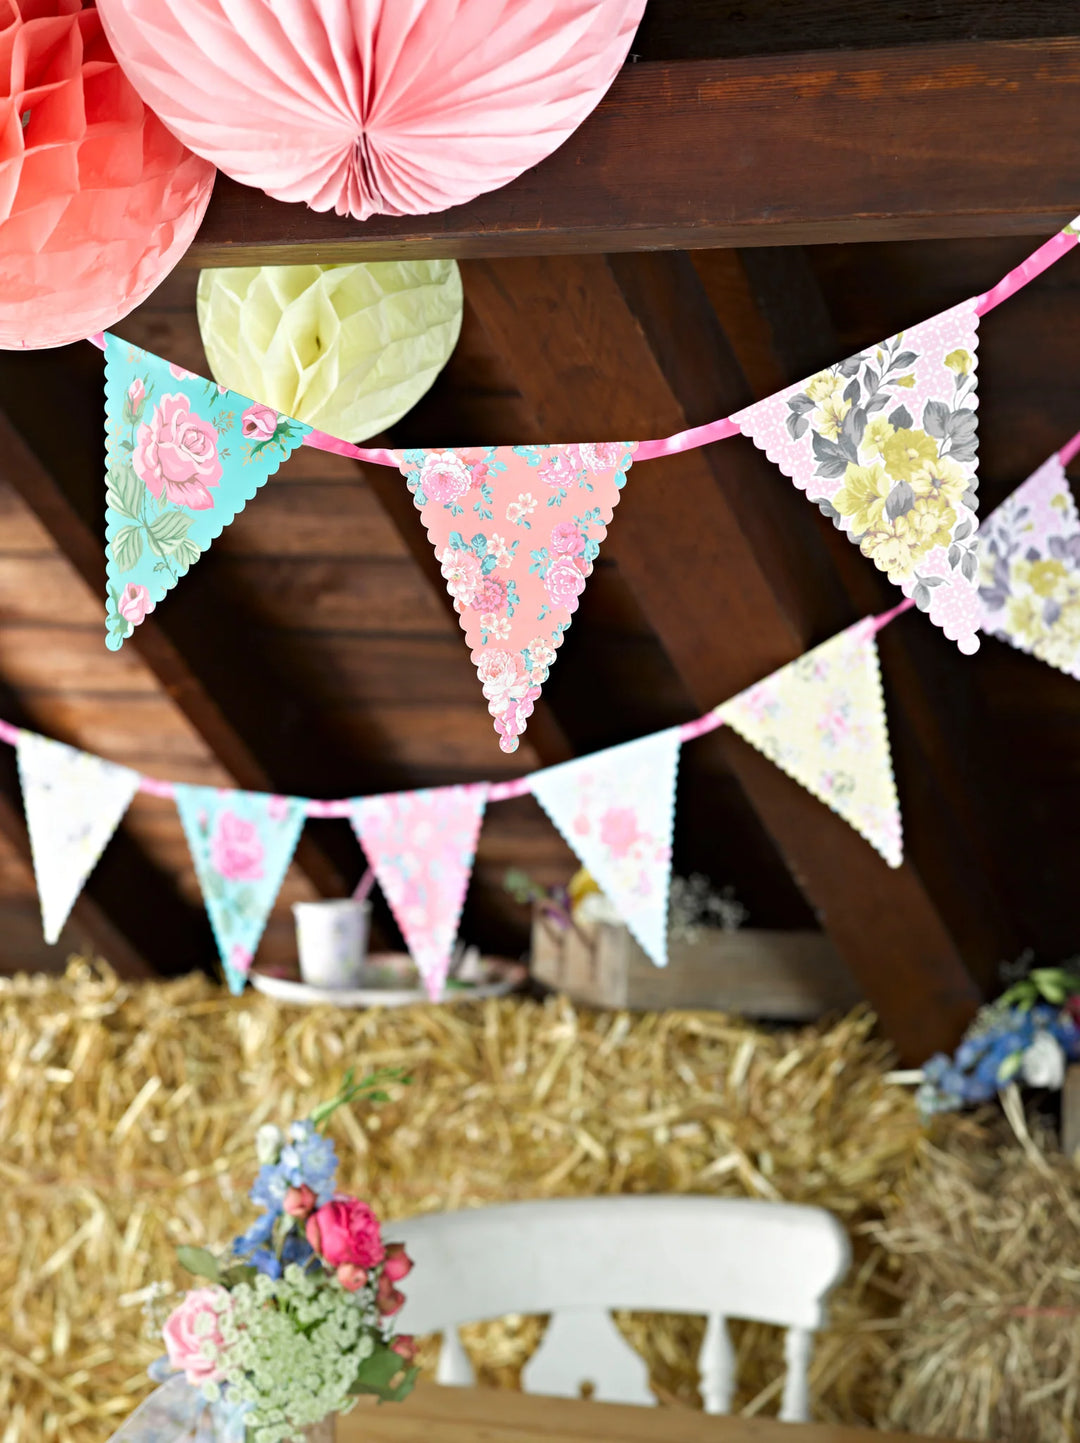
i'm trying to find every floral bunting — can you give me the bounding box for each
[732,302,982,656]
[174,785,307,994]
[715,618,902,867]
[350,785,489,1000]
[103,334,311,649]
[978,452,1080,679]
[16,731,140,945]
[397,444,635,753]
[529,728,682,967]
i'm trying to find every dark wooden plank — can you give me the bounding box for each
[187,42,1080,266]
[463,252,983,1062]
[632,1,1080,60]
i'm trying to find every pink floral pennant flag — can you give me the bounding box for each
[350,784,489,1001]
[397,444,636,753]
[16,730,140,945]
[104,334,311,649]
[174,785,307,993]
[978,452,1080,678]
[731,302,982,655]
[528,728,682,968]
[715,618,903,867]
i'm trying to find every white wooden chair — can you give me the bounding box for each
[391,1195,850,1423]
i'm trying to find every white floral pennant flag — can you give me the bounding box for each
[350,784,489,1001]
[978,452,1080,678]
[529,728,682,968]
[16,730,140,944]
[732,302,982,655]
[397,443,635,754]
[715,618,903,867]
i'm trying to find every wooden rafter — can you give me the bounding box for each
[463,252,985,1062]
[0,390,357,907]
[187,40,1080,267]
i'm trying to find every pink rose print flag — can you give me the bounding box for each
[398,443,636,753]
[978,452,1080,680]
[16,730,140,945]
[732,302,982,655]
[104,335,311,649]
[350,784,489,1001]
[174,785,307,993]
[714,618,903,867]
[529,728,682,968]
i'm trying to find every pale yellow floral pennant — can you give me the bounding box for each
[715,618,902,867]
[732,302,981,656]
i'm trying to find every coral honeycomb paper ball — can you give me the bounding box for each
[0,0,215,350]
[96,0,646,220]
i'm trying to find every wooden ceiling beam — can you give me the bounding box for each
[462,252,984,1063]
[188,39,1080,267]
[0,397,356,904]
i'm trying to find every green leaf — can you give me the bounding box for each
[349,1346,411,1396]
[176,1245,221,1282]
[172,536,202,570]
[106,462,144,522]
[147,508,193,556]
[111,525,144,574]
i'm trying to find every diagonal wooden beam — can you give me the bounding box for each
[188,41,1080,267]
[0,679,207,978]
[0,395,355,901]
[463,252,985,1062]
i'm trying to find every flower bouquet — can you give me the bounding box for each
[111,1069,418,1443]
[918,966,1080,1116]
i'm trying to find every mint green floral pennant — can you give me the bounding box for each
[174,784,308,994]
[103,334,310,649]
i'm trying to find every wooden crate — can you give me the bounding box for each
[530,913,861,1019]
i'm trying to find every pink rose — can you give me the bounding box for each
[376,1270,405,1316]
[210,811,264,882]
[476,648,528,705]
[284,1184,316,1219]
[229,944,252,977]
[241,403,278,442]
[474,577,507,614]
[544,554,587,610]
[117,582,153,626]
[421,451,473,504]
[549,521,585,556]
[336,1263,368,1292]
[440,547,483,607]
[162,1287,233,1386]
[539,450,580,490]
[599,807,640,858]
[390,1335,417,1364]
[382,1242,413,1284]
[579,442,623,472]
[169,363,198,381]
[306,1197,385,1269]
[127,378,145,409]
[134,394,222,511]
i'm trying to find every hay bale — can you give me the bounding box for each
[0,958,921,1439]
[867,1099,1080,1442]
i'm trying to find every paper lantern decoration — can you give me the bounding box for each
[197,261,463,441]
[96,0,646,220]
[0,0,215,350]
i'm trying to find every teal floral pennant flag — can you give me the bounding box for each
[103,334,310,649]
[174,785,307,993]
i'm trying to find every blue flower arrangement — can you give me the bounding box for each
[918,967,1080,1117]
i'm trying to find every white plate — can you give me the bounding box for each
[249,971,517,1009]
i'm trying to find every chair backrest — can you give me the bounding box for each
[391,1195,850,1423]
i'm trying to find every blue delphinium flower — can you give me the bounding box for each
[248,1120,338,1214]
[281,1231,314,1268]
[232,1210,275,1259]
[251,1247,282,1279]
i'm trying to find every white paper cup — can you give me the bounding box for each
[293,899,371,989]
